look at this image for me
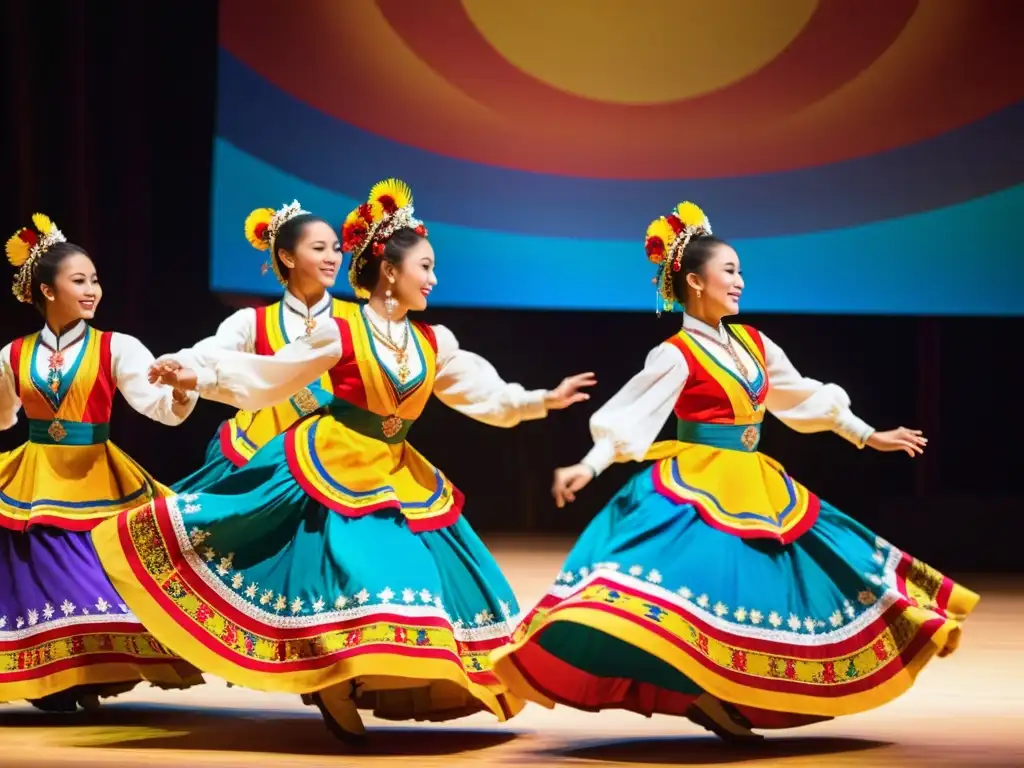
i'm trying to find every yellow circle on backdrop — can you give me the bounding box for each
[462,0,818,105]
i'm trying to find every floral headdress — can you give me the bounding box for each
[6,213,68,304]
[341,179,428,299]
[644,201,712,313]
[243,200,309,286]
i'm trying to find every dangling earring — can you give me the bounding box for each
[384,286,397,319]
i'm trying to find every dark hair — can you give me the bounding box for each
[272,213,331,279]
[670,234,729,305]
[353,227,428,294]
[30,241,89,316]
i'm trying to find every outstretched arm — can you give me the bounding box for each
[113,334,197,426]
[432,324,595,428]
[762,332,925,456]
[158,320,343,413]
[554,342,688,507]
[0,343,22,431]
[149,308,255,386]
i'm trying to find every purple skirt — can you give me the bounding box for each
[0,525,200,702]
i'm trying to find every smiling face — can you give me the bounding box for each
[39,250,102,326]
[277,219,342,292]
[382,237,437,312]
[685,242,744,317]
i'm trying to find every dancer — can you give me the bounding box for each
[92,179,596,742]
[490,201,978,740]
[0,214,202,711]
[163,201,343,493]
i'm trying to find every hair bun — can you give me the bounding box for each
[343,178,427,300]
[644,200,712,314]
[7,212,67,304]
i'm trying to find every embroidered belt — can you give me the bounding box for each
[328,401,414,444]
[28,419,110,446]
[289,382,333,417]
[676,420,761,452]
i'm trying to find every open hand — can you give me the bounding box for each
[149,359,198,391]
[552,463,595,508]
[866,427,927,457]
[148,358,182,385]
[544,372,597,411]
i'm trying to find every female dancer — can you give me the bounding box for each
[490,201,978,740]
[165,201,343,493]
[0,214,202,712]
[92,180,596,742]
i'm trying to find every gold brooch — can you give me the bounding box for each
[381,414,403,439]
[741,425,759,451]
[48,420,67,443]
[292,388,320,416]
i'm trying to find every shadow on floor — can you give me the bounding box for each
[0,703,517,757]
[544,735,891,764]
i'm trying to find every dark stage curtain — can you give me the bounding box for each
[0,1,228,476]
[1,2,1021,571]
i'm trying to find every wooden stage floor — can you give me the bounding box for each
[4,537,1023,768]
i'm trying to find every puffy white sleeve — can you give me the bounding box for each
[432,324,549,428]
[161,308,256,369]
[761,332,875,448]
[0,342,22,431]
[191,320,342,412]
[111,334,197,426]
[581,342,689,476]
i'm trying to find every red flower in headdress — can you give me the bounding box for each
[252,222,269,242]
[645,236,666,264]
[342,221,368,253]
[18,228,37,246]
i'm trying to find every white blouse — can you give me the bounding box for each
[0,321,197,431]
[581,314,876,476]
[187,303,549,428]
[167,290,336,366]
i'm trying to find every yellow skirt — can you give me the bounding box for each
[0,441,168,531]
[647,440,819,544]
[286,415,463,532]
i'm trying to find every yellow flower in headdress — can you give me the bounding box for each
[645,217,676,265]
[674,201,707,230]
[643,199,713,315]
[244,207,275,251]
[6,229,34,268]
[31,213,54,236]
[345,178,426,300]
[6,212,68,303]
[369,178,413,218]
[243,201,308,285]
[6,213,55,268]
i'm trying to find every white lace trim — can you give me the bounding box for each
[0,601,138,641]
[166,495,520,642]
[545,536,902,646]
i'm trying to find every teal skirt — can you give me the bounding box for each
[94,432,523,723]
[492,466,978,730]
[171,424,236,494]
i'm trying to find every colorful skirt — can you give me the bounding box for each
[0,525,202,702]
[0,439,169,531]
[171,423,236,495]
[491,466,978,729]
[92,432,524,723]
